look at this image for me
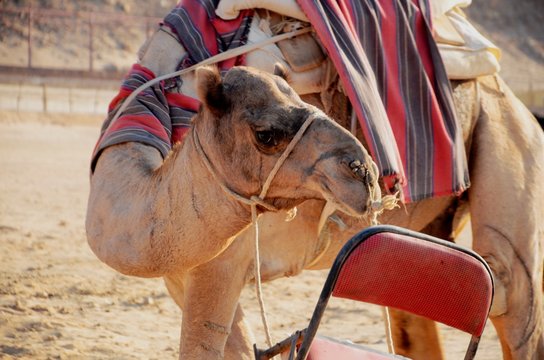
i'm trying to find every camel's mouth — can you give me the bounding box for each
[262,197,307,212]
[315,157,380,217]
[319,177,371,217]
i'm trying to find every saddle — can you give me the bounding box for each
[217,0,501,80]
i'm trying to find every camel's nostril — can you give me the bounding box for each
[349,160,361,169]
[348,159,372,185]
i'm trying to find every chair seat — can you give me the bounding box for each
[307,336,408,360]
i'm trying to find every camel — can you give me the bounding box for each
[87,7,544,360]
[86,64,382,358]
[159,75,544,360]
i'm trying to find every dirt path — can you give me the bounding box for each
[0,112,501,359]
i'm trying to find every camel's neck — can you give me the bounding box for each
[151,128,254,272]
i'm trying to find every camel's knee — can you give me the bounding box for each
[478,253,511,318]
[475,227,544,358]
[473,224,542,304]
[489,270,508,317]
[479,250,539,319]
[224,305,255,360]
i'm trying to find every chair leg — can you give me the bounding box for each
[464,336,481,360]
[253,331,305,360]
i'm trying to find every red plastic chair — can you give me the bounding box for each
[254,225,494,360]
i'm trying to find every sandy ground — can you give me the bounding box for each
[0,111,502,359]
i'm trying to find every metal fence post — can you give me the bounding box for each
[27,6,33,68]
[89,13,94,73]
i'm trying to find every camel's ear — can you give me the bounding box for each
[195,66,229,116]
[273,63,290,81]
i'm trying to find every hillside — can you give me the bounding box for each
[465,0,544,109]
[0,0,542,109]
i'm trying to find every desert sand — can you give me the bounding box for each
[0,110,503,359]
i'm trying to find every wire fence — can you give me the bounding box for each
[0,6,162,74]
[0,5,541,112]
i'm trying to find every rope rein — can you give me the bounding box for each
[192,114,317,215]
[192,126,278,212]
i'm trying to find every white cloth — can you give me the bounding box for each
[430,0,472,20]
[216,0,308,22]
[216,0,501,80]
[431,0,501,79]
[244,16,326,95]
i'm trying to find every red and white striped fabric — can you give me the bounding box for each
[92,0,470,203]
[297,0,469,201]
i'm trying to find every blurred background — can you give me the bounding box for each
[0,0,172,119]
[0,0,542,120]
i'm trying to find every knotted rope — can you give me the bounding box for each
[367,165,399,355]
[366,160,400,226]
[349,115,400,354]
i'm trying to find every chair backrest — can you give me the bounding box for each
[296,225,494,360]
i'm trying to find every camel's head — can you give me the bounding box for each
[193,65,380,217]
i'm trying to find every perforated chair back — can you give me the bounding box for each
[295,225,494,360]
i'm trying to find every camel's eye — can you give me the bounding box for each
[256,130,277,146]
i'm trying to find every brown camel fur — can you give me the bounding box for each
[86,65,380,359]
[88,25,543,359]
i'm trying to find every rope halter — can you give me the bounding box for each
[192,111,318,214]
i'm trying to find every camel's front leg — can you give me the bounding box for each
[164,231,254,359]
[174,259,248,359]
[224,304,255,359]
[164,276,253,359]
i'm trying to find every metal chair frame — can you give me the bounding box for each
[254,225,494,360]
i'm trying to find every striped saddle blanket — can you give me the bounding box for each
[94,0,470,203]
